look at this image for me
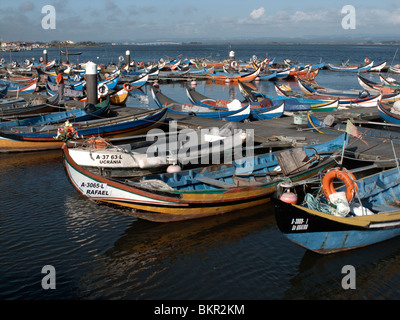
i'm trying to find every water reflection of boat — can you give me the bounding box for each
[283,237,400,299]
[0,149,62,170]
[98,204,276,281]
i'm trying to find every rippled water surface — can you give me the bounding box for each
[1,44,400,301]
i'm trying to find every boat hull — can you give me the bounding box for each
[0,108,168,153]
[63,145,337,222]
[273,197,400,254]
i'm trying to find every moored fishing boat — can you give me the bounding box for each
[389,66,400,74]
[369,61,387,72]
[0,96,109,128]
[298,80,383,107]
[377,100,400,125]
[379,74,400,87]
[66,122,248,176]
[62,134,347,222]
[0,106,168,152]
[273,166,400,254]
[326,61,373,72]
[205,65,262,83]
[109,87,129,105]
[306,112,400,143]
[0,79,37,93]
[358,74,400,97]
[0,93,60,119]
[186,85,284,120]
[238,81,311,114]
[274,83,339,112]
[152,87,250,122]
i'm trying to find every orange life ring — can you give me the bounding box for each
[365,58,370,63]
[123,83,133,91]
[139,61,145,68]
[322,168,358,202]
[88,137,108,149]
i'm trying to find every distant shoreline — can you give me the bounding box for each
[2,41,400,51]
[56,41,400,47]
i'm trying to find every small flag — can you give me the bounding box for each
[346,120,369,146]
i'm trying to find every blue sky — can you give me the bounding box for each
[1,0,399,42]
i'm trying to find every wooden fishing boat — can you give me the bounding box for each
[379,74,400,87]
[377,100,400,125]
[186,85,284,120]
[273,166,400,254]
[0,79,37,93]
[0,96,25,107]
[299,78,399,103]
[257,71,277,81]
[67,122,247,176]
[326,61,373,72]
[283,60,325,70]
[1,74,36,83]
[205,65,262,83]
[298,80,383,107]
[358,74,400,97]
[288,67,319,80]
[274,84,339,112]
[299,79,376,98]
[389,66,400,74]
[306,112,400,143]
[152,87,250,122]
[48,73,119,91]
[45,82,85,100]
[0,93,60,119]
[62,134,348,222]
[33,59,56,70]
[109,87,129,105]
[249,101,285,120]
[0,96,109,128]
[126,73,148,89]
[369,61,387,72]
[194,59,223,69]
[238,81,311,114]
[309,99,339,112]
[0,107,168,153]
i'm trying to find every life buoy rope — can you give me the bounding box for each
[88,137,109,149]
[97,84,108,97]
[322,168,358,202]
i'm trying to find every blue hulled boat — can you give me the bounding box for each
[152,87,250,122]
[273,166,400,254]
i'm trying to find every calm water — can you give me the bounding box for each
[1,44,400,302]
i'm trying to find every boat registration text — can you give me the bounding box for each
[79,181,111,196]
[291,218,309,231]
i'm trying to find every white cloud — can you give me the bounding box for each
[250,7,265,19]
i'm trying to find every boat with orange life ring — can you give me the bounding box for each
[123,83,133,92]
[322,168,358,202]
[273,166,400,254]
